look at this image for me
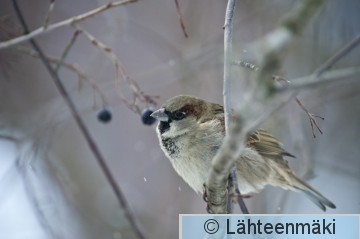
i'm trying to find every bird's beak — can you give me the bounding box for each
[150,108,169,122]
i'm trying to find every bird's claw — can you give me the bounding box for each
[206,204,214,214]
[203,183,215,213]
[202,183,208,202]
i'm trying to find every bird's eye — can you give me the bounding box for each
[172,111,186,120]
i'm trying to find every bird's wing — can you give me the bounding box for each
[202,104,295,160]
[247,129,295,160]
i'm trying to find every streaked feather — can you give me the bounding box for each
[247,129,295,160]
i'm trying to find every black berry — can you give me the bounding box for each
[141,108,156,125]
[98,108,112,123]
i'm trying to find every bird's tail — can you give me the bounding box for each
[292,176,336,211]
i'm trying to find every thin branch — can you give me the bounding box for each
[255,0,324,85]
[75,26,157,113]
[226,177,233,213]
[55,30,80,72]
[314,34,360,77]
[238,63,359,137]
[247,69,359,137]
[0,0,138,50]
[237,63,326,138]
[207,0,324,215]
[43,0,55,29]
[223,0,250,214]
[174,0,188,38]
[16,46,108,108]
[74,26,137,111]
[228,169,249,214]
[295,97,323,138]
[207,115,248,214]
[223,0,236,131]
[277,67,360,91]
[274,75,324,138]
[223,0,240,216]
[12,2,147,239]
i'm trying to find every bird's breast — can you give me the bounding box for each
[159,133,217,193]
[161,137,180,157]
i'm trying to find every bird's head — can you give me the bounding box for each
[150,95,212,138]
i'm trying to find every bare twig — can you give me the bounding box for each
[255,0,324,84]
[43,0,55,29]
[237,61,325,138]
[16,46,108,108]
[223,0,236,131]
[174,0,188,38]
[0,0,138,50]
[12,1,147,238]
[223,0,249,214]
[75,26,157,113]
[55,30,80,72]
[74,26,129,101]
[278,67,360,90]
[238,67,359,138]
[295,97,323,138]
[314,34,360,77]
[226,177,233,213]
[228,169,249,214]
[223,0,241,216]
[207,115,248,214]
[237,64,326,137]
[274,75,324,137]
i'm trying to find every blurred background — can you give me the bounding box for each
[0,0,359,238]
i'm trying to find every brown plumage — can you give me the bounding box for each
[151,95,336,211]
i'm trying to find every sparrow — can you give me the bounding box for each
[151,95,336,211]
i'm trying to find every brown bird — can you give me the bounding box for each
[151,95,336,211]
